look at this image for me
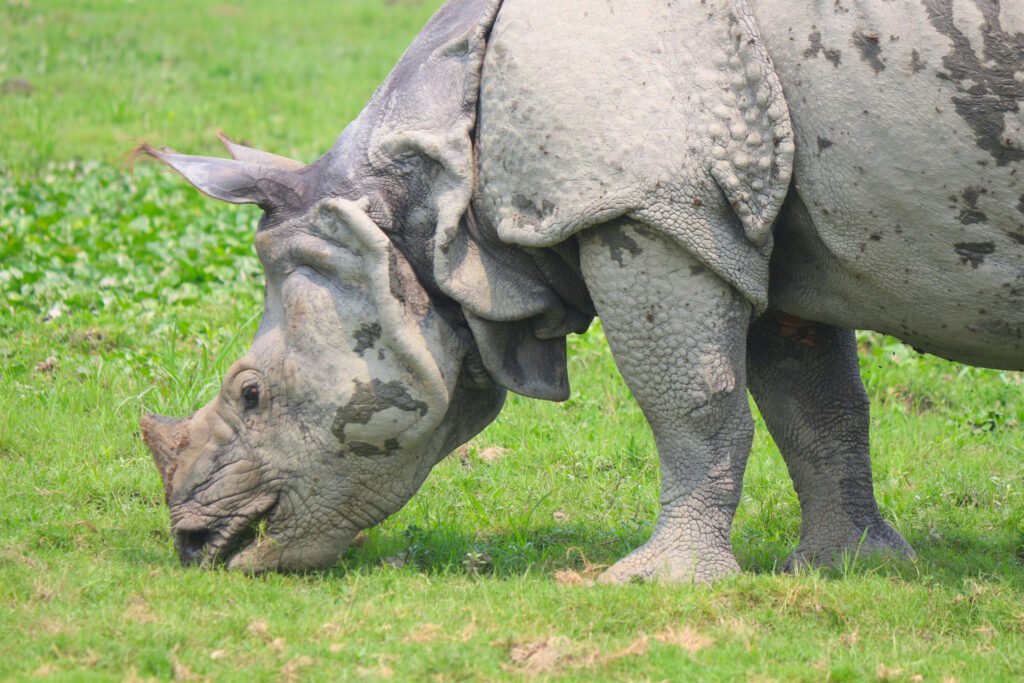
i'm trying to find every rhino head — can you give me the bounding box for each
[134,0,593,571]
[139,138,505,571]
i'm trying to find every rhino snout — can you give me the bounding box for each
[170,494,279,569]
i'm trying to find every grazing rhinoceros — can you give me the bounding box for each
[138,0,1024,581]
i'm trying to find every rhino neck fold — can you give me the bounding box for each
[302,0,595,400]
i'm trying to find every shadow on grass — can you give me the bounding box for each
[119,547,177,567]
[122,520,1024,591]
[328,522,1024,587]
[895,529,1024,585]
[738,527,1024,588]
[331,522,650,579]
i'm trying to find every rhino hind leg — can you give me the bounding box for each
[746,312,914,569]
[579,219,754,583]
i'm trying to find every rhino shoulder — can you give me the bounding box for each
[474,0,793,309]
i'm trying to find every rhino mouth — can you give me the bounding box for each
[175,496,279,567]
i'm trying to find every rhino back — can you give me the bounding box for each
[755,0,1024,368]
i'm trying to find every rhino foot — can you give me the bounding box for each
[782,518,915,573]
[599,533,741,585]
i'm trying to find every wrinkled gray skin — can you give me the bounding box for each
[140,0,1024,580]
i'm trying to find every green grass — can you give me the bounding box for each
[0,0,440,174]
[3,1,1024,680]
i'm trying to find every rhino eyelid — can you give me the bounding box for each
[287,262,326,278]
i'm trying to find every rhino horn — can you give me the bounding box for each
[129,143,308,213]
[140,413,190,498]
[216,132,305,172]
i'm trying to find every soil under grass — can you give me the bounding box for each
[3,1,1024,680]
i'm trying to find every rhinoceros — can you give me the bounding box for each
[138,0,1024,581]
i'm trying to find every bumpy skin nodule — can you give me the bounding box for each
[746,313,914,569]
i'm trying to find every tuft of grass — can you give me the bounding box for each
[3,0,1024,680]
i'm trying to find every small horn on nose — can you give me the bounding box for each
[140,414,190,497]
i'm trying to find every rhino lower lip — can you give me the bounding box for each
[176,497,279,567]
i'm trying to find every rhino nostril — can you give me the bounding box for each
[181,529,211,562]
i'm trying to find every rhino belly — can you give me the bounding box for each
[755,0,1024,369]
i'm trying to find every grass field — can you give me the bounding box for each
[3,1,1024,680]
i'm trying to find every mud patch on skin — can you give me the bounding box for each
[512,193,556,220]
[817,136,835,153]
[910,48,927,73]
[954,241,995,268]
[352,323,382,354]
[958,187,989,225]
[852,31,886,74]
[804,29,842,67]
[770,313,821,347]
[599,227,641,266]
[387,246,430,317]
[387,248,406,306]
[331,379,428,445]
[924,0,1024,165]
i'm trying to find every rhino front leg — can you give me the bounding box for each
[746,313,914,569]
[579,219,754,583]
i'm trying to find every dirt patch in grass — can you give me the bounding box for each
[504,634,651,675]
[403,622,444,643]
[653,626,715,654]
[122,595,159,624]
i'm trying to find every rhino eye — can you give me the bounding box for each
[242,384,260,409]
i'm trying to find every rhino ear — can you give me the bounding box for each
[130,143,307,212]
[345,0,502,244]
[216,132,306,172]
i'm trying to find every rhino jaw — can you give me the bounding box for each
[140,413,190,498]
[173,493,281,569]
